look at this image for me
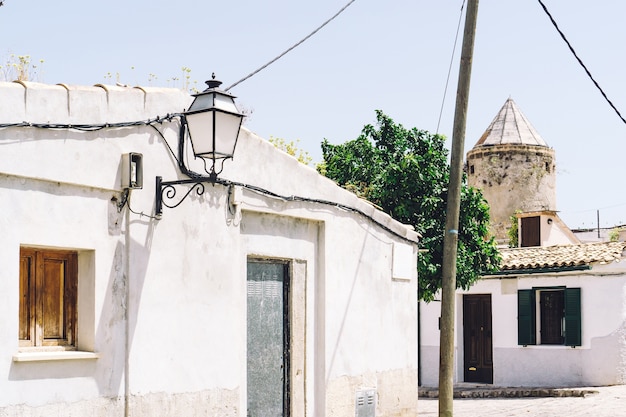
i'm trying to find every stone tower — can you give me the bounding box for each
[466,98,556,242]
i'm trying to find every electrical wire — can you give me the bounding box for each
[225,0,358,91]
[0,112,416,242]
[148,122,183,167]
[436,0,466,134]
[127,192,160,220]
[214,177,418,244]
[537,0,626,126]
[0,113,183,131]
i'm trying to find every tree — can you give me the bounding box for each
[319,110,500,301]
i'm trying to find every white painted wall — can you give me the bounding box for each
[0,82,418,416]
[420,264,626,387]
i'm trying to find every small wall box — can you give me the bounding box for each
[121,153,143,189]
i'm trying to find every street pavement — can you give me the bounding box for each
[417,385,626,416]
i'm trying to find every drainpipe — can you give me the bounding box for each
[418,300,422,387]
[124,201,131,417]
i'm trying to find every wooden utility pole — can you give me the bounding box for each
[438,1,479,416]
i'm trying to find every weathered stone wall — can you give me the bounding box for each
[326,369,418,417]
[467,144,556,241]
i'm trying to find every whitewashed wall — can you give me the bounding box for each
[0,82,418,416]
[420,264,626,387]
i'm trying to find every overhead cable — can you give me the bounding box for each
[537,0,626,126]
[0,114,415,243]
[225,0,357,91]
[436,0,466,134]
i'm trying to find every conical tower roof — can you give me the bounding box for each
[474,98,548,147]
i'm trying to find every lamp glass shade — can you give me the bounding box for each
[185,88,244,160]
[187,110,243,158]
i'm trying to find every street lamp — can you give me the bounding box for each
[155,74,245,218]
[185,75,244,178]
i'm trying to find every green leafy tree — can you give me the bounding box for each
[507,210,521,248]
[319,110,500,301]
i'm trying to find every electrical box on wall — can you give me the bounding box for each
[355,389,376,417]
[121,153,143,189]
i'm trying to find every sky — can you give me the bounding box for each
[1,0,625,230]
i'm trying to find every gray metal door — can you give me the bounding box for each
[247,261,289,417]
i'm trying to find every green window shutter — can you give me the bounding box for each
[564,287,582,346]
[517,290,536,345]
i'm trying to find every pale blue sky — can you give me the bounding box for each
[1,1,625,229]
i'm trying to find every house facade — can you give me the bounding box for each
[0,81,419,416]
[420,98,626,389]
[420,241,626,387]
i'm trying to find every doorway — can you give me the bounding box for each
[247,260,290,416]
[463,294,493,384]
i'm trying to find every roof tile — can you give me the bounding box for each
[500,241,626,270]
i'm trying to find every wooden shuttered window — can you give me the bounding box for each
[521,216,541,247]
[517,288,581,347]
[19,248,78,348]
[564,288,582,347]
[517,289,536,346]
[540,290,565,344]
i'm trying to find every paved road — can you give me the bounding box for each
[418,385,626,416]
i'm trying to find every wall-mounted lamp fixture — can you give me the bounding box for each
[155,75,245,218]
[547,218,553,225]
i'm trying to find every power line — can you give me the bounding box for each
[225,0,357,91]
[436,0,465,134]
[537,0,626,126]
[0,115,416,242]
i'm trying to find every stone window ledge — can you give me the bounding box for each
[12,351,99,362]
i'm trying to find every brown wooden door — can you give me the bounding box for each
[463,294,493,384]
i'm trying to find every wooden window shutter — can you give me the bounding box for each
[564,287,581,347]
[19,248,78,348]
[39,251,77,346]
[19,250,36,345]
[517,290,536,345]
[521,216,541,247]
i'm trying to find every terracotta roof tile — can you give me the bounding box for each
[500,241,626,271]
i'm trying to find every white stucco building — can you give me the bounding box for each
[420,241,626,387]
[420,98,626,389]
[0,81,419,416]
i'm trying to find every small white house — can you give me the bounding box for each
[420,241,626,387]
[429,97,626,388]
[0,81,419,416]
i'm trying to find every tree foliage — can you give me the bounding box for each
[319,110,500,301]
[507,210,521,248]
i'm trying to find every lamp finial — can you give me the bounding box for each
[206,73,222,90]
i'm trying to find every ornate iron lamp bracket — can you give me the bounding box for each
[155,175,217,219]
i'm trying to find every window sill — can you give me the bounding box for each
[12,351,100,362]
[520,345,581,349]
